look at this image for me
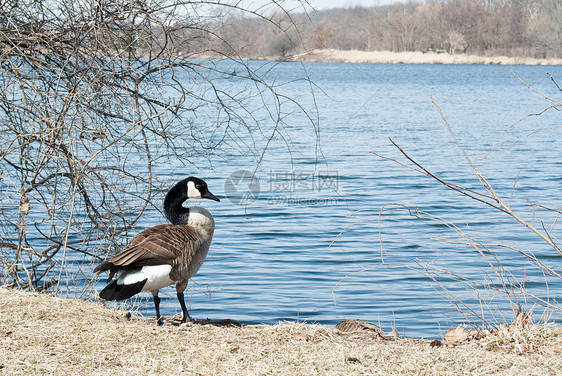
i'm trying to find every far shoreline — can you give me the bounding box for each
[278,49,562,66]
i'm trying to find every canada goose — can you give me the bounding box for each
[94,176,220,325]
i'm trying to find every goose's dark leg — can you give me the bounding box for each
[151,290,163,325]
[176,280,192,323]
[177,291,193,323]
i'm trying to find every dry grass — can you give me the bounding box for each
[289,49,562,65]
[1,287,561,375]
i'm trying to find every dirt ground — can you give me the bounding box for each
[1,287,561,375]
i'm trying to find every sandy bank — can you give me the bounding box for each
[1,287,562,375]
[288,49,562,65]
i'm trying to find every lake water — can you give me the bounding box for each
[96,61,561,339]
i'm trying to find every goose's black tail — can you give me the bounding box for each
[98,279,147,301]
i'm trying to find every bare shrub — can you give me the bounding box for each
[0,0,315,295]
[334,73,562,330]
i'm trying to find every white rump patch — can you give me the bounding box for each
[187,180,202,199]
[117,265,174,291]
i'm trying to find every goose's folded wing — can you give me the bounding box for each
[108,225,197,268]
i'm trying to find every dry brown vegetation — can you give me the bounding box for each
[0,0,316,295]
[210,0,562,60]
[1,287,562,375]
[287,49,562,65]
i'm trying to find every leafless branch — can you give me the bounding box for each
[0,0,316,294]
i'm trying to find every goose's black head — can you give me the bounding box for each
[164,177,219,225]
[185,176,220,201]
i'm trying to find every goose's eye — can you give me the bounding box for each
[196,184,202,189]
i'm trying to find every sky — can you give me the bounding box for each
[309,0,405,10]
[240,0,407,13]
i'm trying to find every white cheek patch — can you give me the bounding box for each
[187,180,202,199]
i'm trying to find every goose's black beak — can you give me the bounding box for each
[203,191,220,202]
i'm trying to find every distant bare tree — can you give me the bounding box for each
[265,0,561,58]
[313,19,335,49]
[448,30,467,54]
[0,0,315,294]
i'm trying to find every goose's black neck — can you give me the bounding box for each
[163,180,190,225]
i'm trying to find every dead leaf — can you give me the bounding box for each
[444,325,469,343]
[430,340,442,347]
[293,332,308,341]
[346,356,362,364]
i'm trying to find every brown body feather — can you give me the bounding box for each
[103,224,210,281]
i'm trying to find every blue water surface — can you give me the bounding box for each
[99,62,562,338]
